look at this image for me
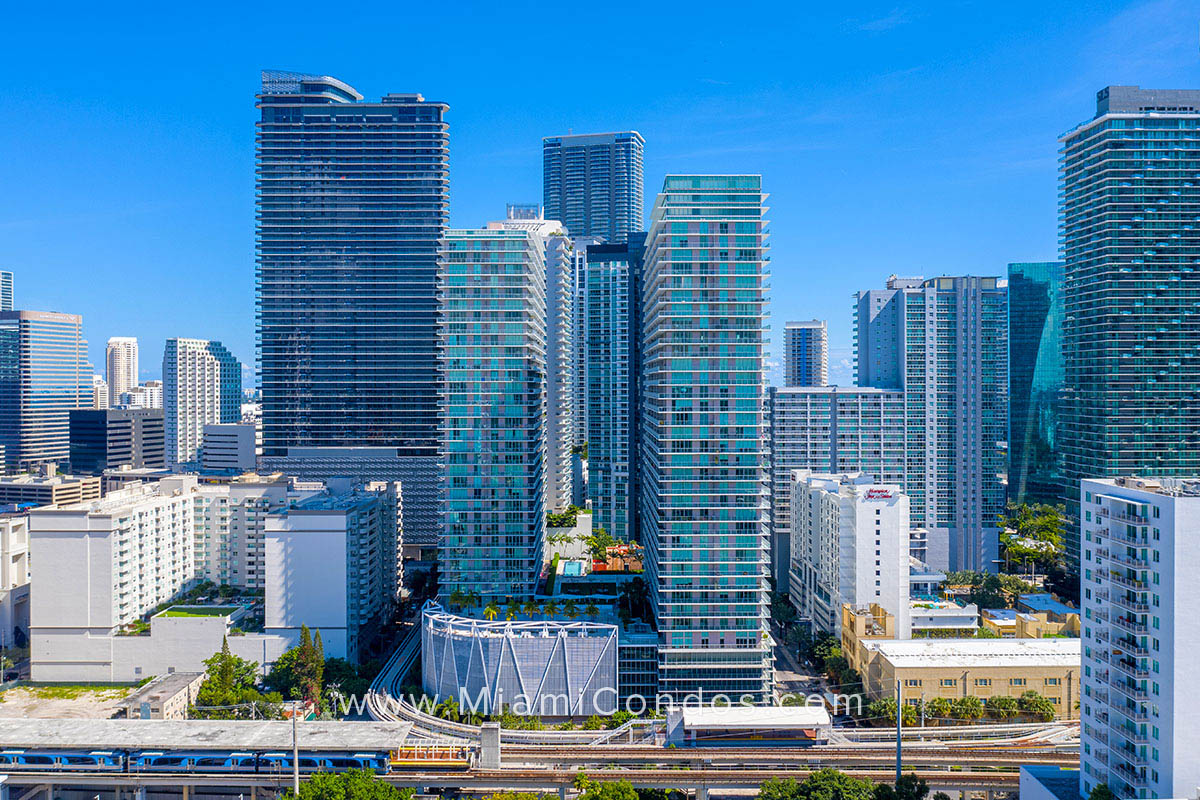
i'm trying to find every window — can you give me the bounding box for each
[940,678,957,687]
[904,679,921,687]
[1045,677,1061,686]
[974,678,991,687]
[1010,678,1026,686]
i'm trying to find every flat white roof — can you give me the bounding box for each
[866,637,1080,669]
[0,719,414,750]
[680,706,831,730]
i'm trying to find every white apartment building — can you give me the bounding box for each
[265,483,400,663]
[163,338,241,468]
[120,380,163,410]
[90,375,109,410]
[1080,477,1200,800]
[0,513,30,646]
[789,471,912,638]
[201,423,257,474]
[105,337,139,405]
[28,475,397,680]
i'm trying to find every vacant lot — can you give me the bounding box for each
[0,685,132,718]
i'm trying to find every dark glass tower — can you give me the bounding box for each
[256,71,449,459]
[543,132,644,242]
[1007,261,1064,509]
[1059,86,1200,565]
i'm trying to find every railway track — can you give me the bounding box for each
[501,744,1074,766]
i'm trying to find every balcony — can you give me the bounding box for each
[1110,593,1150,613]
[1109,722,1150,746]
[1107,572,1148,591]
[1112,656,1151,680]
[1113,635,1149,656]
[1112,615,1149,635]
[1109,676,1149,703]
[1099,506,1150,526]
[1109,550,1149,570]
[1111,702,1149,723]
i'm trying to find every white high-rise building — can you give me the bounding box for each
[0,271,12,312]
[1079,476,1200,800]
[120,380,163,410]
[163,339,241,468]
[854,275,1008,572]
[789,471,912,637]
[90,375,109,410]
[0,512,30,647]
[784,320,828,387]
[105,337,139,406]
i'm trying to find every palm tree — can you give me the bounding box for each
[484,603,500,621]
[448,589,467,611]
[543,599,560,618]
[521,600,540,618]
[563,600,579,619]
[584,601,600,620]
[505,600,520,621]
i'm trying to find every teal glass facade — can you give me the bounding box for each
[639,176,772,701]
[543,132,644,242]
[1007,261,1064,508]
[586,236,644,540]
[1059,86,1200,566]
[441,227,547,600]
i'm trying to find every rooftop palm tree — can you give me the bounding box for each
[563,600,579,619]
[483,603,500,621]
[584,601,600,619]
[521,600,540,618]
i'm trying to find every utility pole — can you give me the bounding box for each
[920,690,925,728]
[894,678,902,782]
[292,702,300,796]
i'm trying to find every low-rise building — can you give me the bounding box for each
[0,469,102,508]
[117,671,205,719]
[854,637,1080,718]
[201,423,257,474]
[68,408,165,475]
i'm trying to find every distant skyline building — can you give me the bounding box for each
[1007,261,1065,508]
[855,275,1008,572]
[543,132,644,242]
[784,320,828,387]
[119,380,162,410]
[162,338,241,468]
[640,175,772,701]
[105,336,139,405]
[90,375,108,410]
[0,272,12,312]
[769,386,913,583]
[573,235,603,452]
[586,235,645,541]
[441,224,547,600]
[1059,86,1200,565]
[256,71,448,459]
[0,310,90,471]
[68,407,165,475]
[1079,476,1200,800]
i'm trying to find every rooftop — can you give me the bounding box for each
[118,672,204,711]
[1090,476,1200,499]
[1018,593,1077,617]
[678,706,831,730]
[866,637,1080,669]
[0,719,414,751]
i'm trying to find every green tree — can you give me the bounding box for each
[563,600,579,619]
[581,715,605,730]
[283,769,414,800]
[484,603,500,621]
[584,601,600,619]
[951,696,985,721]
[925,697,954,723]
[770,591,799,630]
[522,600,540,618]
[874,775,929,800]
[997,502,1065,573]
[985,695,1020,719]
[585,527,618,561]
[1088,785,1115,800]
[760,769,875,800]
[193,637,281,719]
[574,774,639,800]
[1018,690,1056,722]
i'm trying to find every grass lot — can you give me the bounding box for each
[0,684,132,702]
[158,605,239,618]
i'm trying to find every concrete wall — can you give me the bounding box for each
[265,510,349,660]
[32,614,292,683]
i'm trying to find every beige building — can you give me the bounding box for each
[117,671,204,720]
[0,471,102,508]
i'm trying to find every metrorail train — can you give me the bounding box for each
[0,744,472,774]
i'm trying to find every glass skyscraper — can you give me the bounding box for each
[640,176,772,701]
[1007,261,1064,509]
[586,234,645,541]
[256,71,449,459]
[783,320,828,387]
[855,275,1008,572]
[1059,86,1200,565]
[543,132,644,242]
[0,311,90,471]
[441,224,547,600]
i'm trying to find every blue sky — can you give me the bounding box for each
[1,0,1197,384]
